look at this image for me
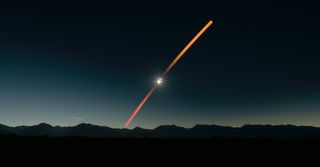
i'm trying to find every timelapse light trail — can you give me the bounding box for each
[124,20,214,128]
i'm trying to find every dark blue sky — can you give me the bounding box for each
[0,0,319,128]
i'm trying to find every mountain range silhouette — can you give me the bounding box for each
[1,123,320,138]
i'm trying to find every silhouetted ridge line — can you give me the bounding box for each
[1,123,320,138]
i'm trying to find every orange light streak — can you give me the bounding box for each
[124,20,214,128]
[163,20,213,77]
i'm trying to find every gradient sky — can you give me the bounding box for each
[0,0,319,128]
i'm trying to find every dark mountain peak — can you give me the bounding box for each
[155,125,185,130]
[133,127,145,131]
[0,124,11,135]
[193,124,209,128]
[154,125,187,138]
[193,124,227,128]
[36,123,53,128]
[242,124,273,128]
[12,123,55,136]
[76,123,96,127]
[130,127,151,137]
[0,124,9,128]
[75,123,112,130]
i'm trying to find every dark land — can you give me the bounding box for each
[1,123,320,166]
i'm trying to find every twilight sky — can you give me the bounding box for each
[0,0,319,128]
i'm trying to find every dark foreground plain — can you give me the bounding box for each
[0,136,319,166]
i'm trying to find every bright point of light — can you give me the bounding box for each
[156,77,163,85]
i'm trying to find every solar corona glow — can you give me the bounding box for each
[124,20,214,128]
[156,77,163,85]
